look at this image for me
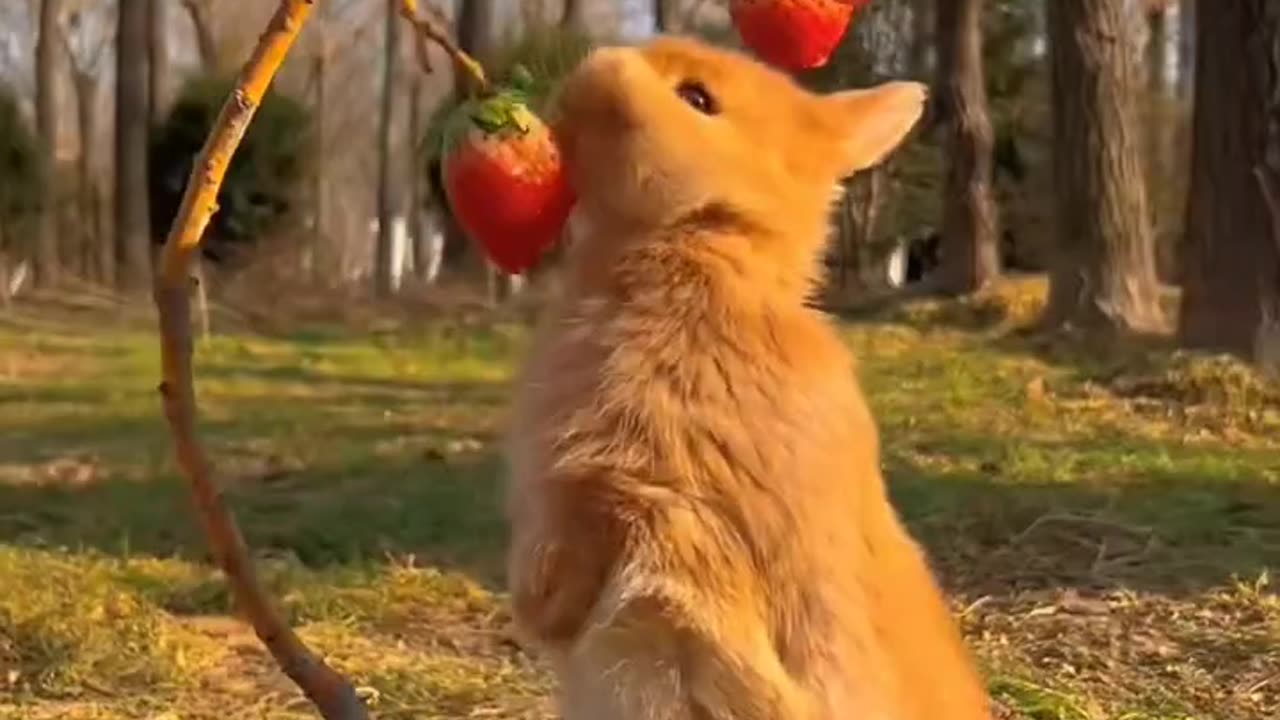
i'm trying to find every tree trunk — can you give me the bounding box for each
[455,0,495,95]
[654,0,669,32]
[115,0,152,291]
[34,0,61,288]
[0,224,10,309]
[1146,1,1177,284]
[310,40,327,284]
[562,0,583,29]
[148,0,171,124]
[453,0,502,301]
[408,71,430,283]
[1178,0,1280,362]
[1042,0,1165,333]
[1146,2,1168,93]
[72,70,102,282]
[910,0,932,79]
[935,0,1000,294]
[181,0,219,71]
[374,0,400,298]
[1177,0,1195,99]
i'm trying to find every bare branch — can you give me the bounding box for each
[152,1,369,718]
[397,0,489,93]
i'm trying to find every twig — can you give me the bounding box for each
[152,1,369,719]
[1010,512,1152,546]
[397,0,490,94]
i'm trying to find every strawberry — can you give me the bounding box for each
[441,89,574,275]
[729,0,869,71]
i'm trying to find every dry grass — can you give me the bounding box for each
[0,278,1277,719]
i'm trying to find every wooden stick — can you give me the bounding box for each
[397,0,490,94]
[152,1,369,718]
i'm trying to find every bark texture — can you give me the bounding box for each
[562,0,583,29]
[1178,0,1280,363]
[374,0,400,298]
[115,0,152,290]
[181,0,219,71]
[1043,0,1166,332]
[149,0,172,124]
[34,0,61,287]
[1177,0,1195,98]
[936,0,1000,294]
[71,69,103,282]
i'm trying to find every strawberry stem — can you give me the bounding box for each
[398,0,492,96]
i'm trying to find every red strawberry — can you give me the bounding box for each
[729,0,869,71]
[441,91,575,275]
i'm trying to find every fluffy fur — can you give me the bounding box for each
[504,36,992,720]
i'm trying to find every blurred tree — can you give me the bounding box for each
[0,84,44,305]
[1178,0,1280,364]
[1042,0,1164,332]
[149,0,171,124]
[1142,0,1183,284]
[1145,0,1169,93]
[373,0,399,298]
[148,76,311,270]
[115,0,151,291]
[655,0,669,32]
[562,0,584,29]
[910,0,932,78]
[59,6,112,283]
[34,0,61,287]
[984,0,1052,272]
[180,0,219,71]
[1176,0,1193,98]
[936,0,1000,293]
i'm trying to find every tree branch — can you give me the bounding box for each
[397,0,490,94]
[152,1,369,718]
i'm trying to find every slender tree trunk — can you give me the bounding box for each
[453,0,502,302]
[1042,0,1165,333]
[935,0,1000,294]
[181,0,218,71]
[408,71,429,283]
[1178,0,1280,363]
[1146,2,1168,93]
[1146,1,1177,283]
[310,41,327,284]
[1177,0,1195,99]
[374,0,400,298]
[34,0,61,288]
[562,0,583,29]
[148,0,171,125]
[654,0,669,32]
[72,70,101,282]
[0,224,10,309]
[910,0,933,79]
[115,0,152,291]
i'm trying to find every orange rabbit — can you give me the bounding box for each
[504,35,992,720]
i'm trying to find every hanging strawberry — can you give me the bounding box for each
[440,88,575,275]
[729,0,870,71]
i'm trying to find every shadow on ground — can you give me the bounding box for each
[1,404,1276,604]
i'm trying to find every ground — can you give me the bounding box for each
[0,279,1276,720]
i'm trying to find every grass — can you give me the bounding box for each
[0,279,1277,719]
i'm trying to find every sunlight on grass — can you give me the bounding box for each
[1,282,1277,719]
[0,547,227,698]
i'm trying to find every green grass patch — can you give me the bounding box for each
[0,284,1276,719]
